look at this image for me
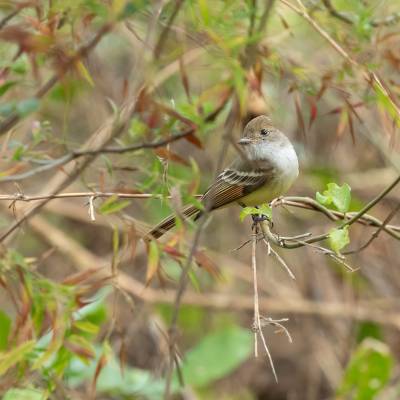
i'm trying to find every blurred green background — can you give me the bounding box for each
[0,0,400,399]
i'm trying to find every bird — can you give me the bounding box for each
[146,115,299,239]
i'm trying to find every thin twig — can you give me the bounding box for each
[0,130,195,182]
[14,211,400,331]
[153,0,184,58]
[0,22,113,136]
[163,107,237,399]
[321,0,353,25]
[263,175,400,249]
[344,203,400,254]
[280,0,400,124]
[264,241,296,280]
[0,7,22,30]
[251,226,278,382]
[321,0,400,27]
[243,0,276,68]
[1,91,230,183]
[278,197,400,238]
[1,191,400,242]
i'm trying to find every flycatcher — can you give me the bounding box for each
[147,115,299,239]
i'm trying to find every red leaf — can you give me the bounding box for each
[294,93,306,139]
[336,109,348,139]
[92,353,108,394]
[194,250,221,280]
[163,245,184,260]
[62,267,104,286]
[146,241,160,285]
[308,98,318,128]
[184,132,203,149]
[64,341,95,359]
[179,57,191,102]
[347,111,356,145]
[154,148,190,166]
[155,101,195,128]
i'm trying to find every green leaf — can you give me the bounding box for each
[99,196,131,215]
[0,310,11,350]
[239,204,272,222]
[329,226,350,254]
[16,98,39,117]
[0,81,17,97]
[75,61,95,87]
[374,81,400,127]
[11,57,28,74]
[3,388,47,400]
[258,203,273,219]
[66,349,166,397]
[74,320,99,335]
[316,182,351,212]
[337,338,393,400]
[146,240,160,284]
[0,340,35,375]
[12,144,26,161]
[356,321,382,343]
[176,326,253,387]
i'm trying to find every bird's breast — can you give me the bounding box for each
[240,142,299,207]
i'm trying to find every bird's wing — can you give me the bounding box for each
[202,158,275,210]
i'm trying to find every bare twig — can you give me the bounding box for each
[0,130,195,182]
[0,22,113,136]
[251,228,278,381]
[1,88,230,183]
[277,197,400,238]
[153,0,184,58]
[280,0,400,124]
[0,6,22,30]
[1,190,400,243]
[344,203,400,255]
[163,108,238,399]
[263,240,296,279]
[243,0,276,68]
[263,174,400,250]
[10,209,400,332]
[321,0,353,25]
[321,0,400,27]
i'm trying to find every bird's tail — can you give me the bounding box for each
[145,204,201,240]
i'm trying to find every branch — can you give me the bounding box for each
[279,196,400,239]
[251,226,278,381]
[163,109,239,399]
[280,0,400,124]
[21,212,400,332]
[1,188,400,241]
[262,174,400,250]
[0,6,22,30]
[1,90,231,183]
[243,0,276,68]
[344,203,400,254]
[321,0,354,25]
[0,22,113,136]
[153,0,184,58]
[321,0,400,27]
[0,130,195,183]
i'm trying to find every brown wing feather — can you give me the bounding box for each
[201,163,274,210]
[145,158,274,240]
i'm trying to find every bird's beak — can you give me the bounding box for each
[237,137,251,146]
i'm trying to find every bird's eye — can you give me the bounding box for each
[260,128,270,136]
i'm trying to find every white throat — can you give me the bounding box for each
[247,140,299,186]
